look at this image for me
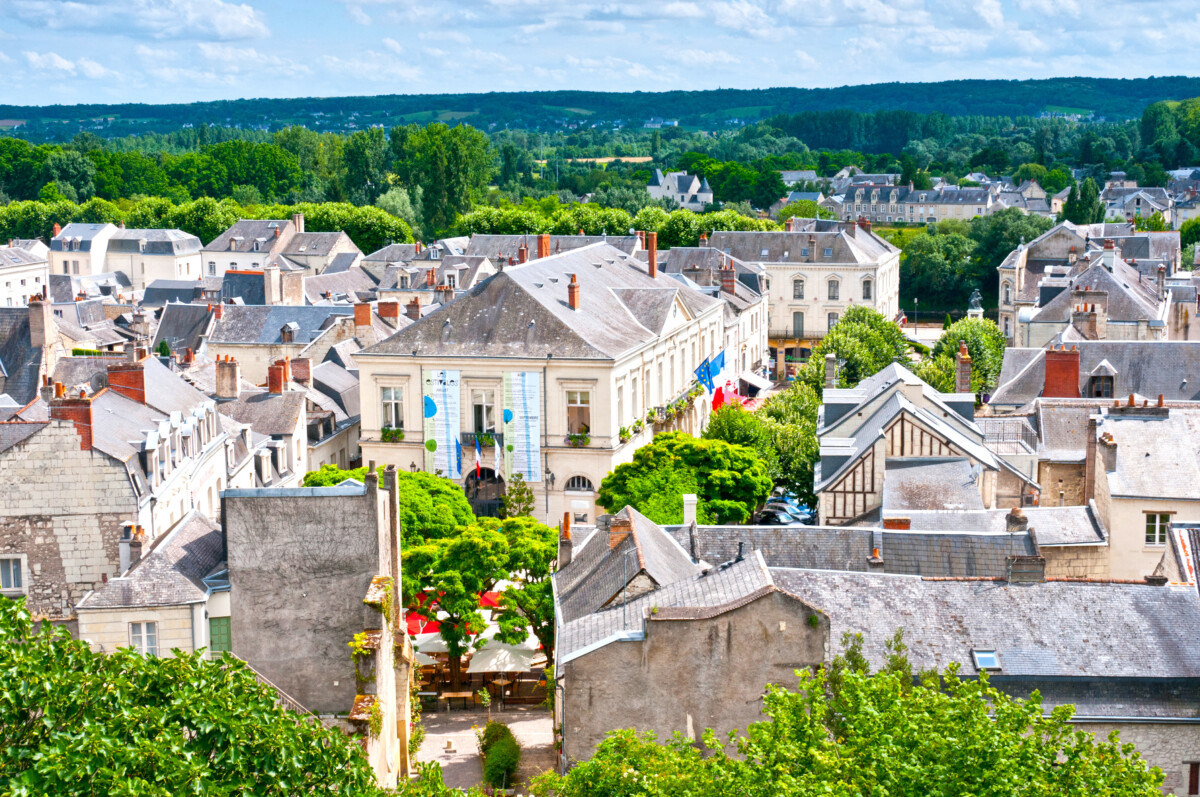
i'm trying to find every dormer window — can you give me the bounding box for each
[446,274,456,289]
[431,249,441,260]
[972,650,1000,671]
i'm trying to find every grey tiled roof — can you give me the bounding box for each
[1004,678,1200,719]
[304,266,377,304]
[1100,410,1200,500]
[465,234,641,260]
[708,228,896,266]
[0,421,48,453]
[152,302,215,355]
[217,390,306,436]
[361,244,720,361]
[1029,258,1160,324]
[884,458,985,512]
[557,506,699,624]
[0,308,43,405]
[312,361,360,417]
[208,306,352,345]
[77,512,224,610]
[771,568,1200,678]
[203,219,291,253]
[108,229,201,256]
[879,530,1035,576]
[990,342,1200,407]
[558,553,771,661]
[667,524,870,570]
[284,232,356,258]
[50,223,115,251]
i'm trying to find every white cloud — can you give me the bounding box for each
[347,4,371,24]
[77,56,115,78]
[9,0,270,40]
[321,51,421,83]
[134,44,175,61]
[794,48,818,69]
[976,0,1003,28]
[24,50,75,72]
[679,49,739,67]
[419,30,471,43]
[381,37,404,55]
[197,43,309,76]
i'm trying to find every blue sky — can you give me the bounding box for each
[0,0,1196,106]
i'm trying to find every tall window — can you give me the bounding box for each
[792,312,804,337]
[631,376,639,419]
[827,279,839,300]
[0,558,22,593]
[472,389,495,433]
[617,386,624,428]
[792,279,804,300]
[208,262,216,275]
[1003,282,1011,305]
[129,622,158,656]
[862,279,872,301]
[669,355,675,396]
[446,273,457,289]
[208,617,231,655]
[567,391,591,433]
[828,312,839,329]
[1087,376,1113,398]
[1146,513,1170,546]
[382,387,404,429]
[657,363,664,405]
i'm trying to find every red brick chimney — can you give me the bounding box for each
[954,340,972,394]
[53,223,61,237]
[291,357,311,387]
[273,357,291,384]
[274,226,281,239]
[415,241,422,254]
[537,233,551,259]
[1043,345,1080,398]
[50,386,94,450]
[567,273,581,310]
[608,516,633,549]
[354,302,372,331]
[267,364,285,395]
[785,217,797,232]
[183,347,195,366]
[883,517,910,530]
[518,242,528,264]
[378,301,400,321]
[107,358,147,404]
[405,297,421,321]
[425,268,436,287]
[721,263,736,295]
[858,216,872,233]
[699,232,708,246]
[214,302,223,320]
[647,232,658,279]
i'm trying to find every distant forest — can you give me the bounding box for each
[4,77,1200,141]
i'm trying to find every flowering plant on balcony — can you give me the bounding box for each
[381,426,405,443]
[566,432,591,448]
[619,426,631,444]
[476,432,495,447]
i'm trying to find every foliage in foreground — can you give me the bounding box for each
[798,306,911,396]
[0,597,387,796]
[913,317,1009,395]
[532,634,1163,797]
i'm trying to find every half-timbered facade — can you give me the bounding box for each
[816,364,1038,525]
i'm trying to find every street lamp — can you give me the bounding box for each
[914,297,919,328]
[409,461,419,473]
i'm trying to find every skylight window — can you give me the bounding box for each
[972,650,1000,671]
[760,248,769,257]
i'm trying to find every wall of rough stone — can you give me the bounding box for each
[1073,721,1200,796]
[0,422,137,618]
[77,605,194,655]
[1037,461,1086,507]
[1040,544,1111,579]
[562,591,826,762]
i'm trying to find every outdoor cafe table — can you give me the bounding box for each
[491,678,512,708]
[441,690,474,711]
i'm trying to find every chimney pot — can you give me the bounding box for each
[518,243,528,264]
[647,232,658,278]
[537,233,551,260]
[567,273,581,311]
[354,303,372,329]
[267,364,285,395]
[216,357,241,400]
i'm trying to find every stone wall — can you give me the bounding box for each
[0,422,137,618]
[77,605,195,655]
[1037,461,1086,507]
[1041,544,1111,579]
[1073,721,1200,796]
[562,590,826,762]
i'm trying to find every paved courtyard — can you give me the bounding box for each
[415,705,554,792]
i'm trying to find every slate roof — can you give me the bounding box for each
[1100,410,1200,500]
[0,420,48,453]
[556,506,699,624]
[464,234,641,260]
[558,553,772,661]
[363,243,417,265]
[142,279,208,307]
[0,308,43,405]
[666,524,870,570]
[208,306,352,346]
[884,458,985,512]
[0,245,47,269]
[217,390,306,436]
[76,512,224,610]
[708,228,896,266]
[770,569,1200,679]
[50,223,115,251]
[312,361,360,417]
[304,266,377,304]
[361,243,720,361]
[221,271,267,306]
[284,231,356,258]
[990,342,1200,407]
[153,302,215,355]
[108,229,201,256]
[203,219,291,253]
[1028,258,1161,325]
[323,251,362,274]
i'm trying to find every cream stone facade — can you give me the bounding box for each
[77,604,197,655]
[356,241,724,525]
[0,244,49,308]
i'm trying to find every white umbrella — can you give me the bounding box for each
[466,640,536,674]
[412,632,447,654]
[413,651,437,666]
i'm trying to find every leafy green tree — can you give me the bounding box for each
[41,149,96,201]
[344,127,390,205]
[914,317,1008,395]
[798,306,911,395]
[777,199,834,223]
[967,207,1053,299]
[492,516,558,660]
[0,597,390,795]
[532,634,1164,797]
[756,382,821,507]
[391,123,492,234]
[1134,211,1168,231]
[1181,217,1200,250]
[1062,177,1104,224]
[376,185,424,239]
[703,404,780,481]
[899,230,977,309]
[599,432,771,524]
[501,471,536,518]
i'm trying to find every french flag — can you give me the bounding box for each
[474,437,483,478]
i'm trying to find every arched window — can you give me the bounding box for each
[862,279,872,301]
[827,279,839,301]
[792,279,804,300]
[564,475,594,492]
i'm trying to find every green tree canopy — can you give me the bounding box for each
[899,229,978,309]
[0,597,390,795]
[914,317,1008,395]
[798,306,911,395]
[598,432,771,524]
[533,634,1163,797]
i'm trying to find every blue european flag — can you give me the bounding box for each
[694,357,714,393]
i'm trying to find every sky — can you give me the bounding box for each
[0,0,1197,106]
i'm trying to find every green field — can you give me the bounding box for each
[1044,105,1091,115]
[544,106,595,117]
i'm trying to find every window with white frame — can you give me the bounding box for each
[1146,513,1171,546]
[567,390,591,434]
[792,279,804,300]
[862,279,872,301]
[0,557,23,593]
[564,475,594,492]
[129,622,158,656]
[208,262,216,275]
[828,312,839,329]
[616,386,623,429]
[381,386,404,429]
[827,279,839,300]
[471,389,495,433]
[631,376,640,419]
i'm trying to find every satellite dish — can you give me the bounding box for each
[90,373,108,393]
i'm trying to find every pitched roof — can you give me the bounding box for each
[152,302,215,355]
[142,279,208,308]
[770,569,1200,679]
[883,458,986,512]
[304,266,377,304]
[0,308,43,405]
[203,219,292,253]
[0,420,48,453]
[312,361,360,417]
[208,305,352,346]
[108,228,201,256]
[76,512,224,610]
[1100,410,1200,500]
[708,228,897,265]
[283,231,357,258]
[217,390,306,436]
[361,243,720,361]
[464,234,641,260]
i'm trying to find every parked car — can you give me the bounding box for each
[753,508,805,525]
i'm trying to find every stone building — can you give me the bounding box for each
[707,219,900,377]
[201,213,361,277]
[0,242,49,309]
[356,239,725,525]
[223,470,412,787]
[553,508,1200,793]
[646,171,712,211]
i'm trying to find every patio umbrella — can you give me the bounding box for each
[406,611,441,635]
[412,632,448,654]
[466,640,536,674]
[413,651,437,666]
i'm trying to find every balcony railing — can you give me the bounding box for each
[768,328,823,341]
[461,431,504,449]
